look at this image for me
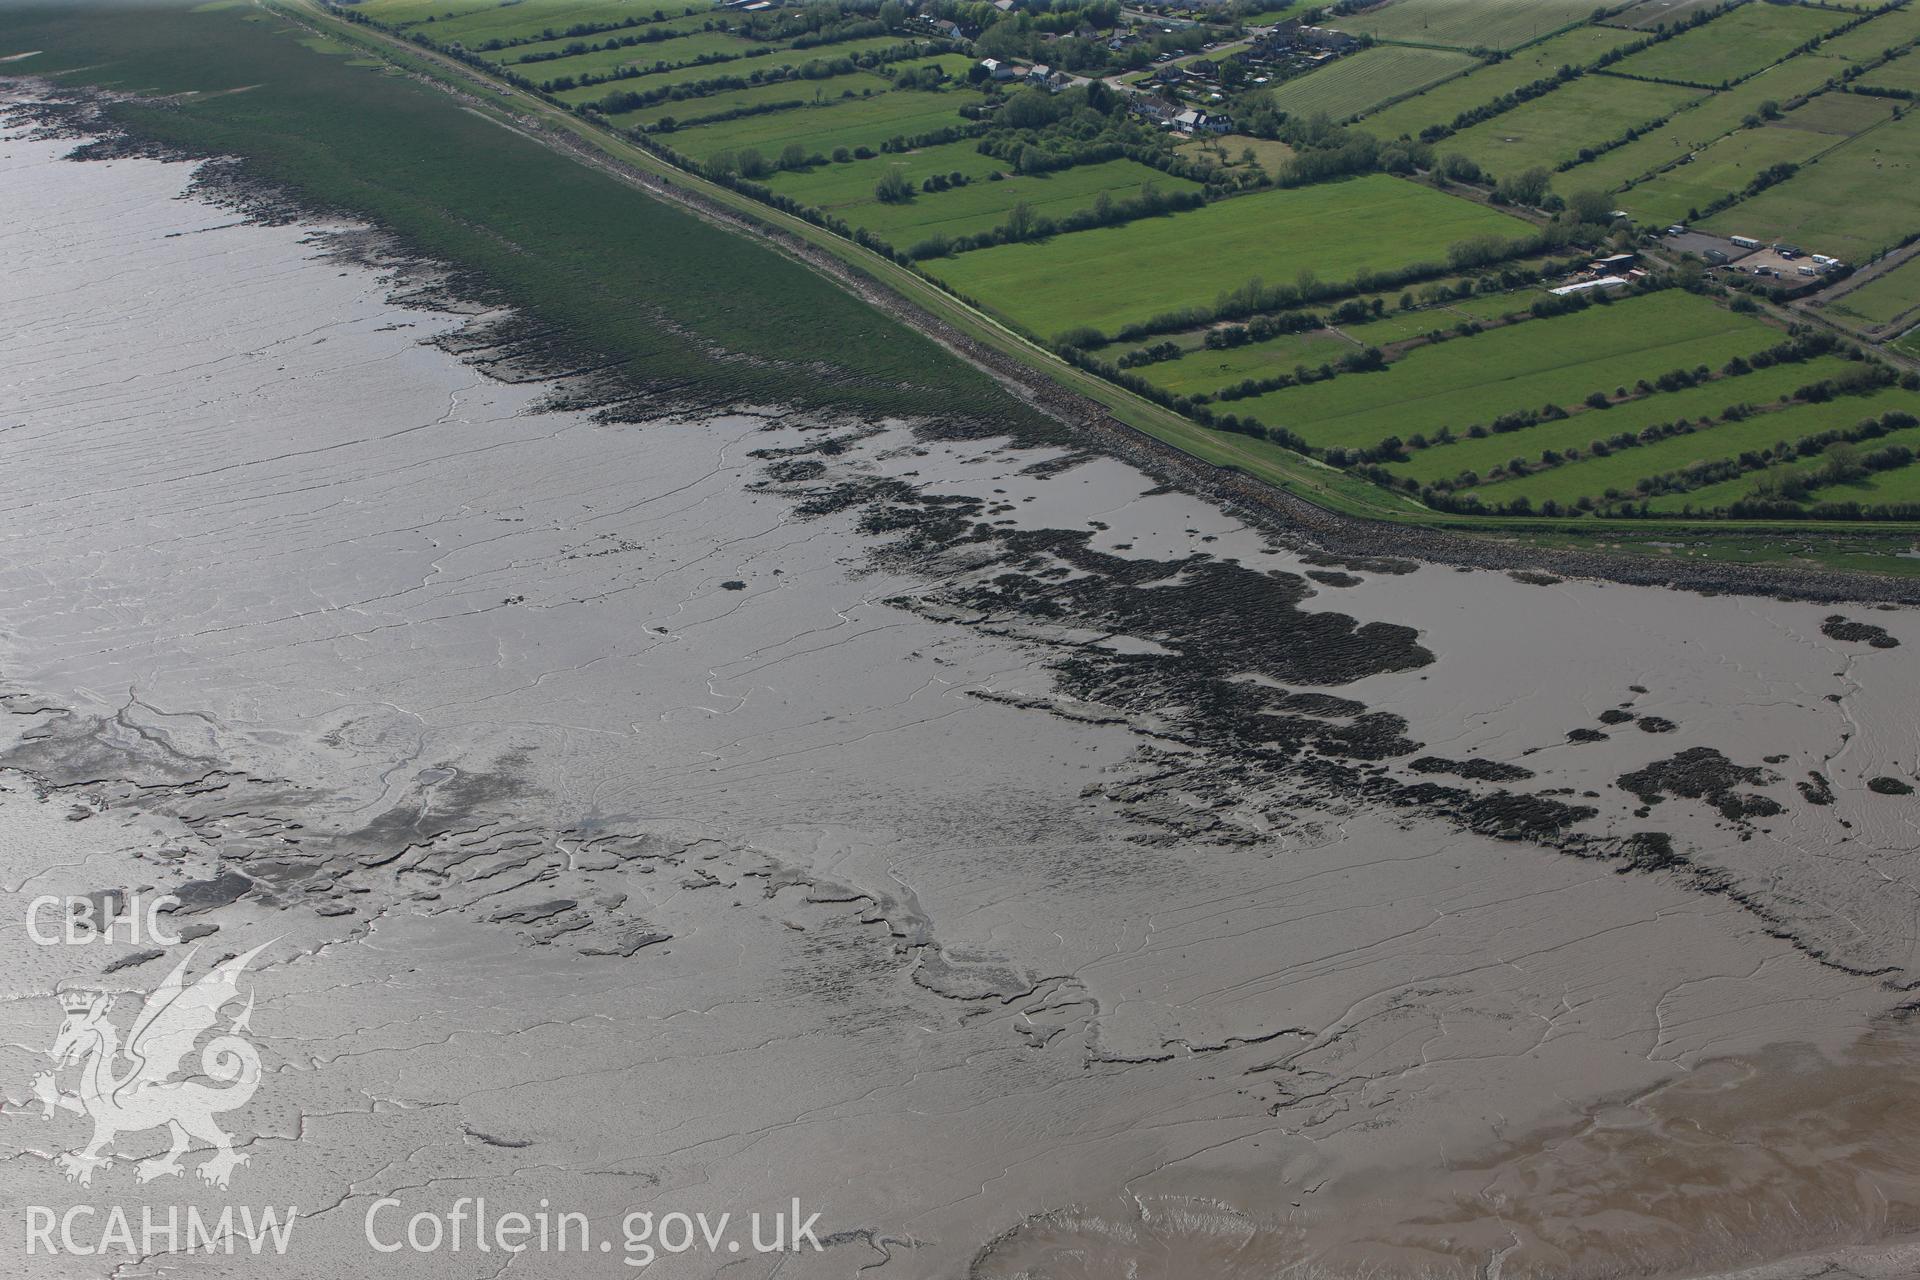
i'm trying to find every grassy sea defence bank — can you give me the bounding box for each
[0,0,1040,424]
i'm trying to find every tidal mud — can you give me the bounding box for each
[1,92,1919,1280]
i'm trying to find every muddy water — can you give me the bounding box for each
[1,100,1918,1280]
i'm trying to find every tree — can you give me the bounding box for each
[1494,167,1551,207]
[874,169,915,203]
[778,143,808,171]
[1434,152,1482,185]
[1822,442,1864,485]
[737,148,770,179]
[1002,200,1038,241]
[1565,188,1613,226]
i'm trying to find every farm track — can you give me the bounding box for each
[276,0,1920,601]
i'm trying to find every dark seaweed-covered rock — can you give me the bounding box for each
[1509,570,1563,586]
[1305,570,1362,588]
[1300,551,1415,575]
[1273,691,1367,718]
[1798,772,1835,806]
[1461,792,1597,839]
[1598,709,1635,725]
[1618,747,1783,820]
[1822,615,1899,649]
[1637,716,1677,733]
[1868,776,1915,796]
[1617,831,1684,872]
[1408,756,1535,783]
[1568,728,1609,743]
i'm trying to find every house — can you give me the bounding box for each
[1028,63,1052,83]
[1173,107,1211,132]
[1129,94,1177,123]
[1589,252,1636,273]
[932,18,961,37]
[1187,58,1217,77]
[978,57,1015,80]
[1300,26,1360,52]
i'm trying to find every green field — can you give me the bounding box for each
[1816,452,1920,504]
[1615,114,1861,225]
[525,33,762,86]
[1140,331,1362,396]
[1387,354,1860,483]
[1444,74,1706,178]
[1817,2,1920,61]
[1362,27,1641,138]
[608,68,892,127]
[764,138,996,199]
[1470,386,1920,506]
[1,0,1027,421]
[1860,48,1920,92]
[1442,289,1540,322]
[553,52,766,103]
[552,45,962,108]
[1603,0,1725,31]
[496,18,729,65]
[355,0,520,24]
[1235,290,1778,450]
[1265,45,1479,122]
[1826,252,1920,328]
[639,86,976,158]
[1609,2,1848,87]
[1551,54,1845,193]
[1332,0,1600,51]
[820,158,1202,248]
[924,174,1534,340]
[1648,421,1920,511]
[379,0,680,46]
[1701,109,1920,261]
[1138,294,1537,397]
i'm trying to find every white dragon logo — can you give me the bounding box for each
[31,942,269,1189]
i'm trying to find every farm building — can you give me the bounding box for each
[1550,276,1630,295]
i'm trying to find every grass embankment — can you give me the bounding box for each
[0,0,1028,422]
